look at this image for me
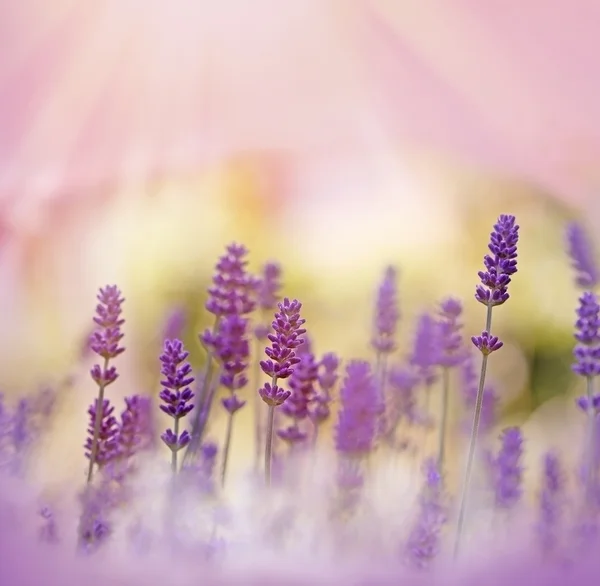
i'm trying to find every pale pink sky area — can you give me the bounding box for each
[1,0,600,204]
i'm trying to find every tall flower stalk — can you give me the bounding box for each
[159,339,195,474]
[454,214,519,557]
[435,298,464,469]
[371,266,400,431]
[258,298,306,486]
[184,243,256,463]
[253,262,282,469]
[87,285,125,483]
[573,292,600,496]
[213,315,250,486]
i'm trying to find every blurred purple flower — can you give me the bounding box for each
[254,262,282,340]
[84,399,119,468]
[372,266,400,354]
[492,427,524,510]
[537,451,564,554]
[310,352,340,425]
[335,360,382,455]
[573,291,600,378]
[410,313,439,386]
[116,395,154,459]
[205,243,257,318]
[566,221,599,289]
[405,458,447,569]
[279,338,319,445]
[436,298,465,368]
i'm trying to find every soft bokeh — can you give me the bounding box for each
[1,0,599,482]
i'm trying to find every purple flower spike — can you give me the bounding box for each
[254,262,283,340]
[310,352,340,424]
[410,313,440,386]
[335,361,382,455]
[259,298,306,383]
[116,395,153,459]
[475,214,519,307]
[577,394,600,414]
[573,292,600,377]
[372,266,400,354]
[84,399,119,467]
[222,394,246,414]
[493,427,524,510]
[206,243,257,317]
[161,429,191,450]
[159,339,195,471]
[215,315,250,392]
[406,459,447,569]
[537,451,564,554]
[159,339,195,419]
[436,298,465,368]
[566,221,599,289]
[471,330,503,355]
[89,285,125,360]
[259,383,291,406]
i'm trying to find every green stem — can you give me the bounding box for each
[220,411,235,487]
[585,375,596,498]
[453,303,493,558]
[171,417,180,474]
[182,317,220,464]
[265,404,275,487]
[437,367,450,469]
[253,337,263,470]
[86,357,109,484]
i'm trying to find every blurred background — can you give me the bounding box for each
[1,0,600,482]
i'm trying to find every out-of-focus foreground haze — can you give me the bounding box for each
[1,0,599,480]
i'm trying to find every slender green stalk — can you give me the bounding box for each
[86,357,109,484]
[253,337,264,470]
[171,418,180,474]
[584,375,597,497]
[437,367,450,469]
[265,404,276,486]
[183,317,220,464]
[453,304,493,558]
[220,412,235,487]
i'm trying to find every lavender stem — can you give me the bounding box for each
[253,337,263,471]
[183,317,220,463]
[86,357,109,483]
[454,303,493,558]
[265,403,276,486]
[220,412,235,487]
[584,375,597,497]
[171,417,179,474]
[437,367,450,469]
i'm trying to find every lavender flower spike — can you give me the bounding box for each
[493,427,524,510]
[436,297,464,468]
[87,285,125,483]
[252,261,282,470]
[572,291,600,495]
[455,214,519,558]
[566,221,599,289]
[159,339,195,473]
[258,297,306,485]
[335,361,381,456]
[371,266,400,355]
[185,242,257,463]
[405,459,447,569]
[537,451,564,555]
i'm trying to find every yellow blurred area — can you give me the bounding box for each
[0,152,590,487]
